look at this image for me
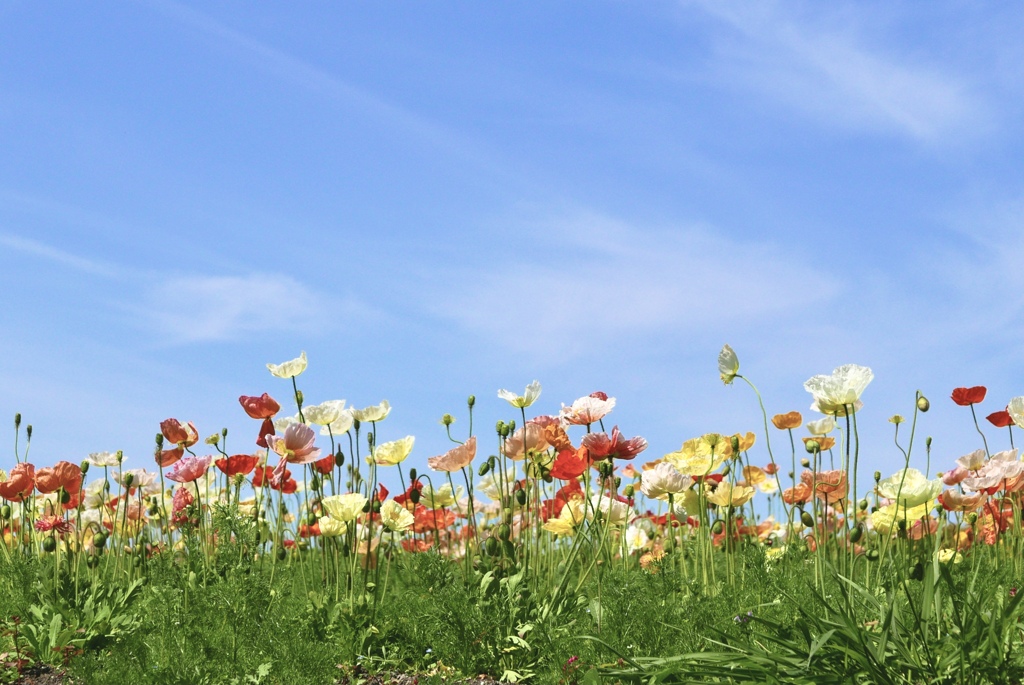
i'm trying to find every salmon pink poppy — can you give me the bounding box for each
[156,446,184,468]
[160,419,199,447]
[34,461,83,496]
[581,426,648,460]
[427,437,477,473]
[239,393,281,420]
[215,454,259,477]
[951,386,986,406]
[987,410,1014,428]
[800,469,848,504]
[311,453,336,475]
[560,394,616,426]
[166,455,212,484]
[0,463,35,502]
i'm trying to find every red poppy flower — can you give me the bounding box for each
[311,453,335,476]
[160,419,199,447]
[373,483,389,503]
[252,466,275,488]
[34,461,83,495]
[987,410,1014,428]
[239,393,281,420]
[256,418,276,449]
[393,480,423,507]
[951,386,987,406]
[549,447,589,480]
[0,463,35,502]
[215,454,259,477]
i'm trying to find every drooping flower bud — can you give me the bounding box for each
[916,395,930,412]
[441,414,454,427]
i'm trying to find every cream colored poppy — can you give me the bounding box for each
[267,351,307,378]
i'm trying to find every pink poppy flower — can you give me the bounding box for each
[266,423,321,465]
[581,426,648,461]
[800,469,848,504]
[165,455,212,484]
[427,437,477,472]
[561,395,616,426]
[503,424,549,461]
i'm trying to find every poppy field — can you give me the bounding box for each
[1,347,1022,684]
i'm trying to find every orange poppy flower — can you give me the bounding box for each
[543,424,574,452]
[34,461,83,495]
[160,418,199,447]
[549,447,589,480]
[951,386,986,406]
[0,463,35,502]
[771,412,802,430]
[800,469,848,504]
[802,436,836,451]
[238,393,281,420]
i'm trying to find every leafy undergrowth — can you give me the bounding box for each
[0,543,1019,684]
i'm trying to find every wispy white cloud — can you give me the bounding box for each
[684,0,982,141]
[0,232,117,277]
[423,211,841,359]
[138,273,372,344]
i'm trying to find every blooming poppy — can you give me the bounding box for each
[34,461,83,496]
[497,381,541,409]
[311,453,336,476]
[160,419,199,447]
[215,454,259,477]
[987,410,1014,428]
[800,469,848,504]
[802,436,836,451]
[771,412,802,430]
[267,423,322,465]
[166,455,212,484]
[0,463,35,502]
[581,426,648,461]
[951,386,986,406]
[549,446,589,481]
[239,393,281,420]
[560,395,616,426]
[804,364,874,416]
[427,436,477,472]
[266,351,307,378]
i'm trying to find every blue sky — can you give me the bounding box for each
[0,1,1021,487]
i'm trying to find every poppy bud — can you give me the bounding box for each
[496,421,505,436]
[408,468,417,482]
[504,508,513,524]
[409,489,420,504]
[80,461,90,475]
[25,425,31,440]
[478,461,491,477]
[441,414,454,427]
[366,433,374,447]
[800,511,815,528]
[362,501,371,513]
[711,520,725,534]
[507,420,516,434]
[14,413,20,430]
[276,547,287,561]
[94,532,108,549]
[613,477,621,489]
[156,433,164,447]
[730,436,741,453]
[222,427,228,438]
[0,505,9,520]
[800,458,810,468]
[86,554,99,569]
[917,395,930,412]
[859,499,868,511]
[124,474,135,488]
[874,471,881,483]
[804,440,819,454]
[896,519,907,531]
[295,390,304,405]
[484,536,500,556]
[335,451,345,467]
[598,461,614,478]
[116,450,124,464]
[926,436,932,449]
[353,418,361,431]
[542,473,553,483]
[515,489,527,506]
[866,549,880,562]
[59,489,71,504]
[623,484,634,498]
[721,464,731,477]
[309,475,321,491]
[966,512,978,524]
[467,395,476,408]
[849,525,863,543]
[42,537,56,553]
[787,471,794,479]
[498,524,511,541]
[365,582,376,593]
[371,501,381,514]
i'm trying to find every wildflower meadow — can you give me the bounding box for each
[1,346,1022,684]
